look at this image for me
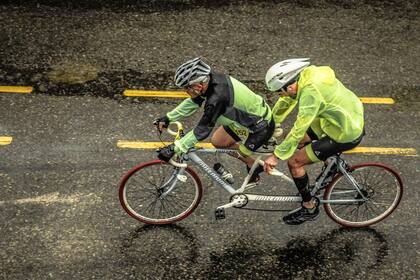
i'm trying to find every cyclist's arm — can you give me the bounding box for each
[166,96,204,122]
[272,96,298,124]
[274,88,321,160]
[174,101,224,154]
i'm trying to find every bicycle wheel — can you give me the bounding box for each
[323,162,403,228]
[119,160,203,225]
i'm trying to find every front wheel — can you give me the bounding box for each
[323,162,403,228]
[119,160,203,225]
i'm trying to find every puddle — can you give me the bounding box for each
[47,62,99,84]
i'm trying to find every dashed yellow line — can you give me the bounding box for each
[123,90,394,104]
[0,136,13,145]
[117,141,417,156]
[117,141,214,149]
[343,147,417,156]
[0,86,33,94]
[359,97,395,104]
[124,89,188,98]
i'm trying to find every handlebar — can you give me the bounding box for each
[257,159,294,182]
[169,158,187,168]
[166,121,183,137]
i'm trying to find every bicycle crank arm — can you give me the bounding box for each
[215,194,248,219]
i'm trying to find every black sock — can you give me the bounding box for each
[292,173,312,202]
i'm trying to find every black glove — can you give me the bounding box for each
[157,144,175,162]
[153,116,170,132]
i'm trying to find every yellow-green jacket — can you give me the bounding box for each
[273,65,364,160]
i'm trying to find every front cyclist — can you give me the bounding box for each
[155,57,274,185]
[263,58,365,225]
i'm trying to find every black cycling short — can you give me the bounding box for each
[223,119,275,153]
[305,127,365,162]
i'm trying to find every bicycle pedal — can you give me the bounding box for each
[214,208,226,220]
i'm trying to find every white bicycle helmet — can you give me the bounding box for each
[174,57,211,88]
[265,58,310,92]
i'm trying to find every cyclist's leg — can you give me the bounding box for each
[305,130,365,164]
[287,147,315,206]
[284,131,365,225]
[211,125,239,148]
[283,147,320,225]
[211,125,255,168]
[241,119,275,182]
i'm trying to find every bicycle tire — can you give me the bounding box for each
[119,160,203,225]
[323,162,403,228]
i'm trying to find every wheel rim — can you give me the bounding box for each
[121,162,201,224]
[325,164,402,227]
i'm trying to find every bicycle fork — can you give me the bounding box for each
[159,167,187,199]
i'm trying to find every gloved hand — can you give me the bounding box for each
[157,144,175,162]
[153,116,170,133]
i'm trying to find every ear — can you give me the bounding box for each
[289,83,298,94]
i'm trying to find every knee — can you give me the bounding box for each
[288,157,304,174]
[211,134,226,148]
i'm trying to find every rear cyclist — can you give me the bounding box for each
[263,58,365,225]
[155,57,274,185]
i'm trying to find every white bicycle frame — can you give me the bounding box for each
[163,122,367,212]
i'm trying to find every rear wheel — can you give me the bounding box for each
[119,160,203,224]
[323,163,403,227]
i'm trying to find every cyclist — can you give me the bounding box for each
[155,57,274,185]
[263,58,365,225]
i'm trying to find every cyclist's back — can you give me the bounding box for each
[272,65,364,154]
[169,71,271,135]
[299,65,364,143]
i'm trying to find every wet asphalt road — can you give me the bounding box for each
[1,1,419,279]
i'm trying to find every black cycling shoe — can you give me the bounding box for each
[282,204,320,225]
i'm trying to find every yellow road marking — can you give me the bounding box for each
[343,147,417,156]
[117,141,214,149]
[123,90,395,104]
[0,86,33,94]
[359,97,395,104]
[117,141,417,156]
[124,89,188,98]
[0,136,12,145]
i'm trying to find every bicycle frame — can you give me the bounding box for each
[163,148,369,209]
[160,122,367,209]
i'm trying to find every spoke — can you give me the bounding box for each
[348,205,359,215]
[135,192,157,204]
[143,166,158,186]
[130,176,156,191]
[137,187,156,196]
[162,198,181,215]
[159,170,171,189]
[365,201,383,217]
[156,166,172,188]
[371,201,392,206]
[166,194,192,209]
[362,203,369,220]
[362,203,370,221]
[355,204,360,221]
[144,197,159,216]
[369,175,385,190]
[145,176,159,189]
[333,204,351,212]
[168,187,196,197]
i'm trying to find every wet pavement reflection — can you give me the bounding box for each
[120,226,388,279]
[120,225,199,279]
[203,228,388,279]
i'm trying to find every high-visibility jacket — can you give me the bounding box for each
[167,72,271,155]
[273,65,364,160]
